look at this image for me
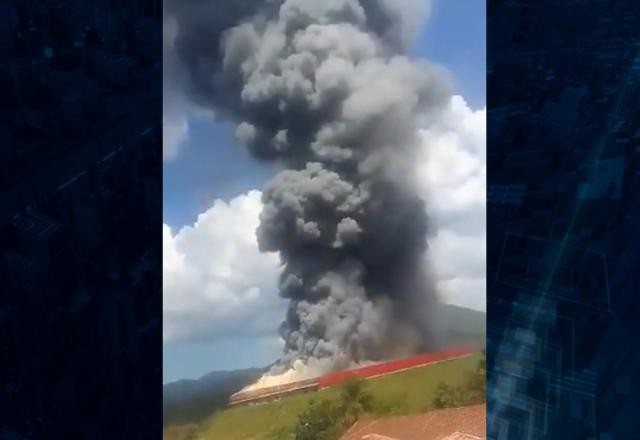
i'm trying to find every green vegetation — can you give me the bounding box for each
[293,379,374,440]
[163,305,485,431]
[292,352,487,440]
[163,424,199,440]
[168,353,482,440]
[433,350,486,409]
[163,368,264,428]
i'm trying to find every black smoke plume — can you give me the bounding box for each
[164,0,452,376]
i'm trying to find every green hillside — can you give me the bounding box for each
[163,367,265,427]
[440,304,486,348]
[164,354,481,440]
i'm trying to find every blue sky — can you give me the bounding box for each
[163,0,486,383]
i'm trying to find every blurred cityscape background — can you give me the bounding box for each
[0,1,162,438]
[487,1,640,439]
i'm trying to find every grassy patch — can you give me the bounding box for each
[179,354,481,440]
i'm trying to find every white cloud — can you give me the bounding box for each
[382,0,433,48]
[163,15,194,162]
[162,13,219,162]
[163,96,219,162]
[163,100,189,162]
[163,95,486,345]
[163,191,285,344]
[418,95,486,311]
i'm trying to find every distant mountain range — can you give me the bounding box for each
[439,303,486,348]
[163,304,485,427]
[163,367,266,426]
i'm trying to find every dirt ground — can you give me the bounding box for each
[341,404,486,440]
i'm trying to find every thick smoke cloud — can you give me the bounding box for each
[164,0,451,375]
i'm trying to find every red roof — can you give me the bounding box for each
[227,347,477,406]
[318,347,475,389]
